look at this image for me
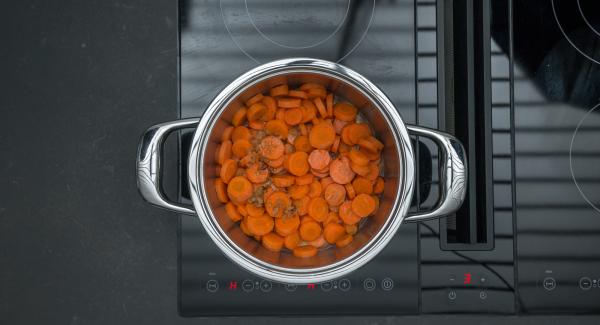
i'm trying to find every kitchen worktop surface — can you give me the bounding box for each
[2,1,600,324]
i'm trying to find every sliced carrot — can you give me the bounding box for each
[324,212,341,225]
[247,103,267,122]
[345,224,358,235]
[308,181,322,198]
[262,232,284,252]
[365,163,380,181]
[239,152,257,167]
[284,232,301,250]
[352,176,373,195]
[276,108,286,121]
[323,223,346,244]
[324,183,346,206]
[232,139,252,158]
[232,107,247,127]
[284,143,294,154]
[348,123,372,145]
[331,136,341,153]
[265,155,284,168]
[217,140,232,165]
[245,203,264,217]
[284,107,303,126]
[295,173,314,186]
[333,119,348,135]
[264,191,291,218]
[360,147,380,161]
[311,169,329,178]
[262,95,277,111]
[338,142,351,153]
[350,161,370,176]
[270,84,289,97]
[248,120,265,130]
[373,177,385,194]
[329,156,356,185]
[294,196,310,216]
[298,123,308,136]
[308,122,336,149]
[293,135,312,152]
[340,124,354,146]
[301,99,317,123]
[246,93,264,106]
[348,149,369,166]
[237,204,248,217]
[259,136,284,160]
[240,218,252,236]
[307,197,329,222]
[351,194,376,217]
[275,214,300,236]
[277,98,302,108]
[225,202,243,222]
[344,183,356,200]
[320,176,334,189]
[308,235,327,248]
[299,83,324,91]
[227,176,253,204]
[358,138,379,154]
[293,245,317,258]
[307,87,327,99]
[314,97,327,118]
[335,234,353,247]
[299,221,322,241]
[246,215,274,236]
[288,90,308,99]
[220,159,238,183]
[231,126,250,142]
[339,201,361,225]
[289,184,310,200]
[265,119,289,139]
[215,178,229,203]
[222,126,234,142]
[322,92,332,114]
[333,102,358,121]
[271,174,295,187]
[307,150,329,172]
[287,151,309,176]
[246,163,269,183]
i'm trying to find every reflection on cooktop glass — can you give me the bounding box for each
[177,0,600,316]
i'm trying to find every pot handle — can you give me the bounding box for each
[404,125,467,222]
[137,118,199,215]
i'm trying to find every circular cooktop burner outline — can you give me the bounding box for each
[551,0,600,65]
[577,0,600,38]
[219,0,375,64]
[569,102,600,214]
[244,0,351,50]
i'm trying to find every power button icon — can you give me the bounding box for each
[448,289,457,301]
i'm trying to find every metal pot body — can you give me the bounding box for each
[137,58,467,284]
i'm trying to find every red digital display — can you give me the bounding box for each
[228,281,238,291]
[307,283,315,290]
[463,273,472,285]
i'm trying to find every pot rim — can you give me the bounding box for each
[187,58,415,284]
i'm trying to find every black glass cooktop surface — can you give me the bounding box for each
[178,0,600,316]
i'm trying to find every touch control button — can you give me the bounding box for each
[206,279,219,293]
[242,279,254,292]
[381,277,394,291]
[321,281,333,292]
[543,277,556,291]
[260,280,272,292]
[363,278,376,291]
[339,279,351,291]
[448,289,457,301]
[284,284,297,292]
[579,277,592,290]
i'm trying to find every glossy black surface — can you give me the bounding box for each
[178,0,419,316]
[177,0,600,317]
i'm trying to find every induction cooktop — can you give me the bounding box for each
[177,0,600,316]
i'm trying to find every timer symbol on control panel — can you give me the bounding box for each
[463,273,472,285]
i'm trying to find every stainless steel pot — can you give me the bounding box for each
[137,58,467,284]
